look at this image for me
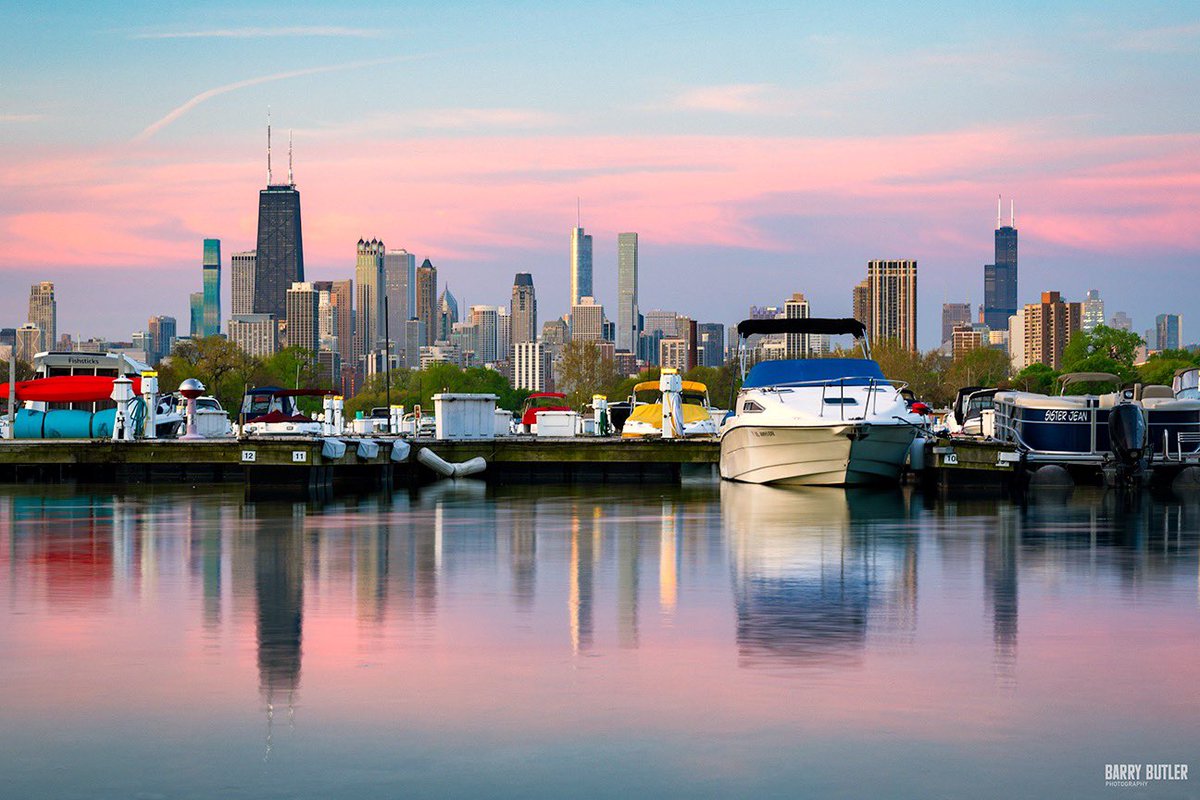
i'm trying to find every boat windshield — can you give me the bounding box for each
[525,395,567,410]
[633,388,708,406]
[743,358,886,389]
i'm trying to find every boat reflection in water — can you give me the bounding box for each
[722,482,918,669]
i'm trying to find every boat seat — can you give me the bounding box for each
[1141,385,1174,399]
[1143,398,1200,410]
[1098,393,1121,408]
[998,392,1091,409]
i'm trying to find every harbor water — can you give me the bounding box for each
[2,480,1198,798]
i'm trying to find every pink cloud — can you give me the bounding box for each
[0,128,1197,274]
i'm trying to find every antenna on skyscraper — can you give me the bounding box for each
[1010,198,1015,228]
[577,196,581,228]
[996,194,1002,230]
[267,107,273,185]
[288,129,294,186]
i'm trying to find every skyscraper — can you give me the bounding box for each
[202,238,221,337]
[1156,314,1182,351]
[354,238,385,364]
[416,259,438,345]
[231,251,256,316]
[253,122,304,321]
[469,305,499,364]
[438,286,459,343]
[697,322,725,367]
[27,281,56,352]
[570,225,593,310]
[147,315,177,365]
[616,232,639,353]
[286,282,320,353]
[229,314,278,358]
[15,324,41,363]
[1110,311,1133,331]
[514,341,552,392]
[983,197,1018,332]
[852,279,871,332]
[866,260,918,352]
[941,302,972,345]
[313,279,353,369]
[1081,289,1105,332]
[189,292,204,338]
[784,292,811,359]
[511,273,537,346]
[384,248,416,345]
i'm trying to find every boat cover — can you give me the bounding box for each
[736,317,866,339]
[743,358,885,389]
[0,375,142,403]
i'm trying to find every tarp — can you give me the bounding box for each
[742,358,885,389]
[735,317,867,339]
[0,375,142,403]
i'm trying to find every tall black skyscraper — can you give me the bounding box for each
[253,121,304,321]
[983,196,1018,331]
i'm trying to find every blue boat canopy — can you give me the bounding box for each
[743,358,886,389]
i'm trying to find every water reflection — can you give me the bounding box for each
[722,483,918,669]
[2,482,1199,797]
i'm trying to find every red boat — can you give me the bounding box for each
[519,392,570,433]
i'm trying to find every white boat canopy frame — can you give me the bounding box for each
[734,317,871,378]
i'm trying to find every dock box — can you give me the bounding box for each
[433,393,499,440]
[535,411,579,437]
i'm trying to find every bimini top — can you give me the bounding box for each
[736,317,867,339]
[743,358,885,389]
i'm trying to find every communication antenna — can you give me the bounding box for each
[288,129,294,186]
[267,108,273,185]
[576,197,581,228]
[996,194,1001,230]
[1010,198,1015,228]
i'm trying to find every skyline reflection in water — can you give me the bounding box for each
[1,482,1198,798]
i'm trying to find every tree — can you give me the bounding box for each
[869,339,945,405]
[342,363,529,418]
[1063,325,1143,372]
[942,346,1011,402]
[158,336,256,412]
[1012,362,1058,394]
[1138,349,1200,387]
[684,364,741,409]
[556,341,622,407]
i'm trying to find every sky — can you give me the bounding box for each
[1,1,1198,349]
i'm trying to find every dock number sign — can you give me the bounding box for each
[241,450,257,462]
[292,451,308,463]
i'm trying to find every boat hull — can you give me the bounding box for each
[720,422,916,486]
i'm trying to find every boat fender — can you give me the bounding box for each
[356,439,380,459]
[1171,466,1200,495]
[321,438,347,460]
[390,441,411,462]
[416,447,487,478]
[1029,464,1073,487]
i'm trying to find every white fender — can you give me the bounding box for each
[417,447,487,478]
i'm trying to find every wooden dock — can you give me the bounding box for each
[0,436,720,493]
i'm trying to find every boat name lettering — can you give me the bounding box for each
[752,430,776,437]
[1044,409,1089,423]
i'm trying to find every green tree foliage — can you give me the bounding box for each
[1137,349,1200,387]
[157,337,257,412]
[1011,363,1057,394]
[556,341,622,407]
[684,364,741,409]
[869,339,947,405]
[942,346,1011,399]
[1059,325,1144,393]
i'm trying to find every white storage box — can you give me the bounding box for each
[433,393,498,440]
[535,411,578,437]
[494,409,513,436]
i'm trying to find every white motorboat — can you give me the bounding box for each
[239,386,333,436]
[620,375,719,439]
[720,318,926,486]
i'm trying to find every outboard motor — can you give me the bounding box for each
[1108,402,1148,483]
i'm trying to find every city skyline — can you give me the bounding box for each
[2,3,1199,348]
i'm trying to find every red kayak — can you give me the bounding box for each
[0,375,143,403]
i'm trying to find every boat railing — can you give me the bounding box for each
[993,396,1111,461]
[756,376,907,421]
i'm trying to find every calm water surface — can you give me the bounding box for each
[2,480,1198,799]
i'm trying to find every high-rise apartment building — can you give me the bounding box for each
[571,297,604,342]
[231,251,256,316]
[659,338,690,372]
[147,315,177,365]
[286,282,320,353]
[952,324,986,359]
[514,341,552,392]
[941,302,972,345]
[852,279,871,332]
[1081,289,1105,332]
[403,319,425,370]
[497,308,511,364]
[27,281,56,352]
[570,226,593,309]
[228,314,279,359]
[416,259,438,345]
[676,315,699,371]
[1020,291,1080,369]
[202,238,221,337]
[253,121,303,321]
[354,238,386,364]
[1156,314,1182,351]
[784,292,812,359]
[616,232,639,353]
[866,260,918,351]
[469,305,499,364]
[983,198,1018,332]
[384,248,415,342]
[510,273,537,345]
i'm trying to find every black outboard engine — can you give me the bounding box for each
[1108,402,1148,484]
